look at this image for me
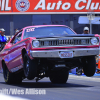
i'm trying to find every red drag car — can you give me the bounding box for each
[0,25,99,84]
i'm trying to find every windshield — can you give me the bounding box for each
[23,26,75,39]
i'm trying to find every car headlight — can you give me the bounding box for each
[32,40,39,47]
[91,37,98,45]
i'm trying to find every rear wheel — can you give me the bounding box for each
[83,56,96,77]
[3,62,22,84]
[23,53,37,80]
[49,68,69,83]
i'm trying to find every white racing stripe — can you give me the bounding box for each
[0,94,29,100]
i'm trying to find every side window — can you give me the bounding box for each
[13,32,22,44]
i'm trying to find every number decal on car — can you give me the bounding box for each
[26,28,35,32]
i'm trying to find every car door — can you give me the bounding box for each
[7,31,23,70]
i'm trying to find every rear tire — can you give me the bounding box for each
[3,62,22,84]
[23,53,37,80]
[49,68,69,83]
[83,56,96,77]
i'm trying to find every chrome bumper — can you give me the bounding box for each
[30,48,99,58]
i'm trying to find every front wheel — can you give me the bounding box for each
[49,68,69,83]
[23,53,37,80]
[83,56,96,77]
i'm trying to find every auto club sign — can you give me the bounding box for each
[0,0,100,14]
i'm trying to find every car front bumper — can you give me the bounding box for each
[30,48,99,58]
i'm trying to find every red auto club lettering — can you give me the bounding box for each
[0,0,100,13]
[34,0,100,11]
[75,0,100,10]
[34,0,71,10]
[0,0,11,11]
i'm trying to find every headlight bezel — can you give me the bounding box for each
[90,37,99,45]
[32,40,40,47]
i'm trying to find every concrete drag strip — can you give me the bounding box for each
[69,75,100,82]
[0,94,29,100]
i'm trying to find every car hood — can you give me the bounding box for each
[35,34,95,39]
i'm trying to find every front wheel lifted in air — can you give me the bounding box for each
[23,53,37,80]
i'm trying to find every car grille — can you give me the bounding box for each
[40,38,90,47]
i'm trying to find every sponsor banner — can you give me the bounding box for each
[0,0,11,12]
[0,0,100,14]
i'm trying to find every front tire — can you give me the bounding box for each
[83,56,96,77]
[49,68,69,83]
[23,53,37,80]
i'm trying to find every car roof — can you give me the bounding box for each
[23,25,68,30]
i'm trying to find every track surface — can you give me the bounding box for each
[0,73,100,100]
